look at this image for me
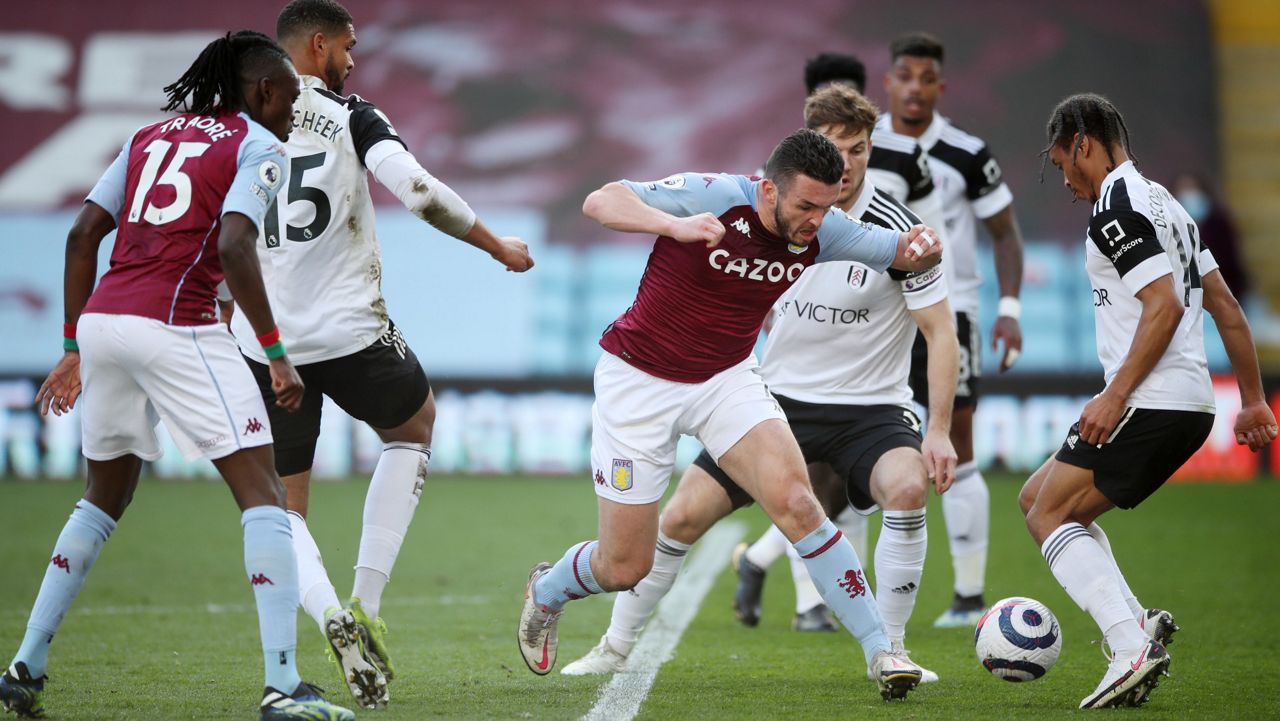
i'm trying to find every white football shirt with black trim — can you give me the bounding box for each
[761,177,948,407]
[876,113,1013,315]
[1085,161,1216,413]
[232,74,406,364]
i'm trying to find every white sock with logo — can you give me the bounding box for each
[942,461,989,597]
[1086,522,1144,619]
[874,508,927,644]
[744,524,788,570]
[605,531,689,655]
[288,511,340,629]
[1042,523,1146,659]
[353,442,430,620]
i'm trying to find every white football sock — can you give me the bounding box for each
[605,531,689,655]
[786,544,824,614]
[353,442,430,620]
[744,524,788,570]
[874,508,927,644]
[1042,523,1147,658]
[1087,522,1144,619]
[289,511,340,630]
[834,505,870,569]
[942,461,989,597]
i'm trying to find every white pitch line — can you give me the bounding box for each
[582,521,746,721]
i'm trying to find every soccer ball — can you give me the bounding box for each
[974,596,1062,682]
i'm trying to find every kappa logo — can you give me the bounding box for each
[837,569,868,599]
[250,573,273,586]
[243,418,264,435]
[50,554,71,573]
[731,217,751,236]
[703,175,716,188]
[594,469,605,486]
[611,458,634,492]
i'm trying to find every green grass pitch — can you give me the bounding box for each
[1,474,1276,720]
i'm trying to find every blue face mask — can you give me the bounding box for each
[1178,191,1210,223]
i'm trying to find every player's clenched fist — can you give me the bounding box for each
[269,358,306,412]
[670,213,726,248]
[492,236,535,272]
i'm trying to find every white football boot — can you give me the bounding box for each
[561,634,629,676]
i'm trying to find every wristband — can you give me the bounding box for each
[256,326,281,348]
[63,322,78,352]
[997,296,1022,321]
[262,341,287,360]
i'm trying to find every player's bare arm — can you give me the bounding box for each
[1200,268,1278,451]
[1077,276,1182,446]
[35,202,117,417]
[218,211,304,412]
[912,297,959,490]
[890,223,942,272]
[583,181,725,247]
[982,204,1025,371]
[459,218,534,272]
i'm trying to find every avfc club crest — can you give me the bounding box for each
[611,458,634,492]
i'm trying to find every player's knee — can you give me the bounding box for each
[880,477,927,511]
[1017,481,1037,517]
[774,482,825,535]
[1023,504,1060,546]
[596,554,653,592]
[658,506,707,545]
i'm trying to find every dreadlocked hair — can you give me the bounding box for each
[1039,93,1136,180]
[162,30,288,114]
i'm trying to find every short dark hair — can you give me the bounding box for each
[764,128,844,192]
[804,52,866,94]
[1040,93,1136,177]
[890,32,944,65]
[162,31,289,114]
[277,0,353,43]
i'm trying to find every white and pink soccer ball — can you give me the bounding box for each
[975,596,1063,682]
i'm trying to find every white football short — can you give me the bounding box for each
[590,352,787,505]
[77,313,273,462]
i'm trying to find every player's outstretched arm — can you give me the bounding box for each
[890,224,942,272]
[912,298,959,491]
[1077,276,1182,446]
[1201,269,1278,450]
[370,146,533,272]
[218,212,303,412]
[583,182,724,247]
[35,202,118,417]
[982,205,1025,371]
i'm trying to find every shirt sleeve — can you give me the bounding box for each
[1198,245,1219,276]
[619,172,744,218]
[221,136,289,231]
[815,210,900,272]
[964,144,1013,219]
[85,137,133,218]
[888,264,948,310]
[1088,208,1171,295]
[349,96,407,169]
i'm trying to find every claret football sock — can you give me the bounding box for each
[793,519,889,664]
[353,443,430,621]
[533,540,604,612]
[242,505,302,692]
[13,499,116,679]
[605,532,689,654]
